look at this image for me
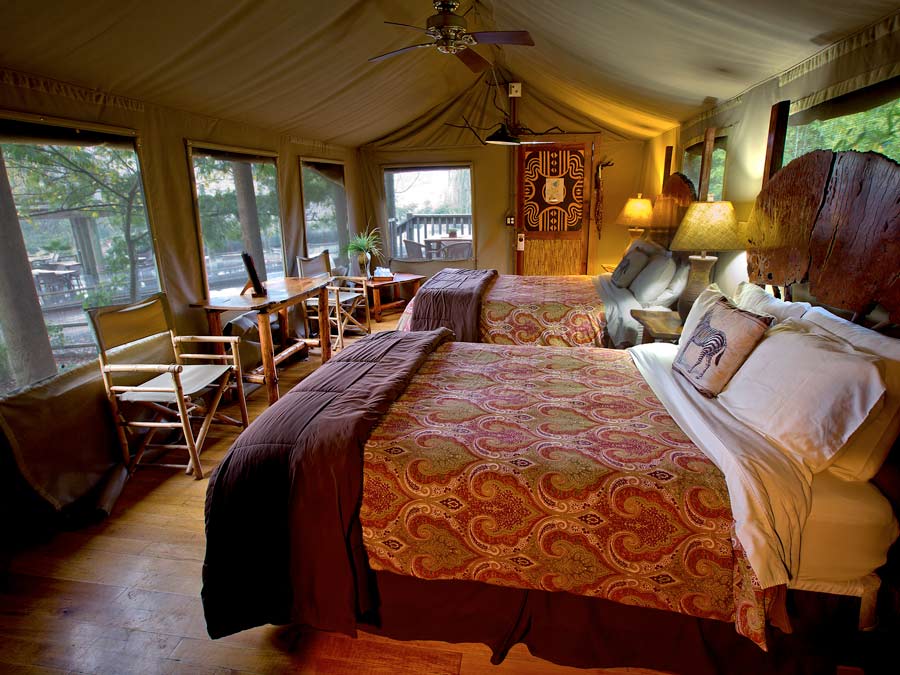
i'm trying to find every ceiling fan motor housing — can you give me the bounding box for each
[427,2,476,53]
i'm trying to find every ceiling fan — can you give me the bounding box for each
[369,0,534,73]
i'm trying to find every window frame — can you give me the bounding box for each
[680,131,728,201]
[0,111,165,393]
[298,156,350,266]
[185,140,284,298]
[381,161,476,263]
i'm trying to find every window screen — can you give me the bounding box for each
[0,119,160,395]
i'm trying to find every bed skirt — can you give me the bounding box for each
[363,571,860,675]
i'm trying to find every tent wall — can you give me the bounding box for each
[641,12,900,219]
[0,68,362,514]
[359,73,648,275]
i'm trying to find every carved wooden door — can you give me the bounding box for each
[516,142,591,275]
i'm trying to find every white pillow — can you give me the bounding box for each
[732,282,810,323]
[803,307,900,481]
[650,261,689,308]
[719,319,886,473]
[611,249,650,288]
[630,255,677,305]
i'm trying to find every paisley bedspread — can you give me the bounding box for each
[480,274,605,346]
[361,342,771,648]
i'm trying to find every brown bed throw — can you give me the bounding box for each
[202,328,453,639]
[408,267,497,341]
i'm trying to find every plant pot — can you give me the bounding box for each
[357,251,372,278]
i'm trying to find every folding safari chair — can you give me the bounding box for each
[297,250,371,351]
[87,293,249,479]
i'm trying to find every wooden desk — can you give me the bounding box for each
[192,277,331,405]
[367,273,426,322]
[630,309,683,344]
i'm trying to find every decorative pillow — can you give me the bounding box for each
[673,292,773,396]
[732,282,810,323]
[719,319,887,473]
[803,307,900,480]
[650,261,689,308]
[611,249,650,288]
[629,255,677,305]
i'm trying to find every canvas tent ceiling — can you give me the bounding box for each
[0,0,897,145]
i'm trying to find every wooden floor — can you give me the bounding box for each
[1,318,669,675]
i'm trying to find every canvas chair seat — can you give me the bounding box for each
[305,288,365,307]
[119,364,232,403]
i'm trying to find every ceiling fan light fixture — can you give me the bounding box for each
[485,124,520,145]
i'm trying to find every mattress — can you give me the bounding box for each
[794,470,898,596]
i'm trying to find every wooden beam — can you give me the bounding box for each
[662,145,673,184]
[697,127,716,201]
[762,100,790,186]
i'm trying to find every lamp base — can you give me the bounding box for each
[677,255,718,321]
[624,227,645,255]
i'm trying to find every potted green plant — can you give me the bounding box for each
[447,228,458,238]
[346,227,383,278]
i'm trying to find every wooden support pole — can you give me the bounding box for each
[697,127,716,201]
[763,100,791,186]
[662,145,673,184]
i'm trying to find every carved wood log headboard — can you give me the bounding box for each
[746,150,900,322]
[648,172,697,249]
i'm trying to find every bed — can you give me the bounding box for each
[203,151,900,674]
[400,272,609,346]
[397,173,696,347]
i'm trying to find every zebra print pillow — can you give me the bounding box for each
[673,294,773,397]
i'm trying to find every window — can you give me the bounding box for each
[0,119,160,396]
[189,147,283,293]
[384,166,473,261]
[682,137,727,201]
[301,160,350,272]
[783,84,900,165]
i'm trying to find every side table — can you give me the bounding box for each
[630,309,683,344]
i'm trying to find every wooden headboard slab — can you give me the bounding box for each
[746,150,900,322]
[648,172,697,248]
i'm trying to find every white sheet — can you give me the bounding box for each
[629,342,899,595]
[629,342,812,589]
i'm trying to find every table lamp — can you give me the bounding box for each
[615,193,653,253]
[670,200,743,320]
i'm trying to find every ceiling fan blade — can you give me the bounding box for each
[384,21,428,32]
[455,48,491,73]
[368,43,434,64]
[469,30,534,46]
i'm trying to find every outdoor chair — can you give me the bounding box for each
[87,293,248,479]
[297,250,371,351]
[403,239,429,259]
[440,241,472,259]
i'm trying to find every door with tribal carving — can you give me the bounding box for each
[516,142,591,275]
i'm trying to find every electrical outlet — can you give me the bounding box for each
[505,215,515,226]
[508,82,522,98]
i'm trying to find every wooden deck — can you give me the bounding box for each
[1,318,667,675]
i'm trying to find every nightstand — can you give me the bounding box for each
[630,309,683,344]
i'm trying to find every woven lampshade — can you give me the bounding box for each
[670,201,742,253]
[615,194,654,228]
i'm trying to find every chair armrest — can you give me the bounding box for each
[174,335,241,344]
[104,364,182,374]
